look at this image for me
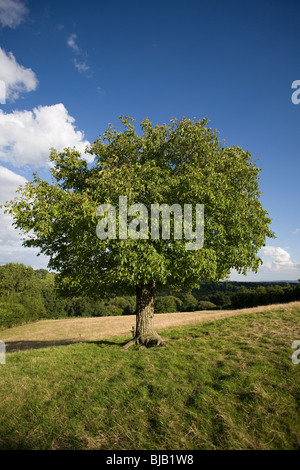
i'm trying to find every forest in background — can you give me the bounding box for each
[0,263,299,329]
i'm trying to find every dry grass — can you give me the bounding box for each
[1,301,300,353]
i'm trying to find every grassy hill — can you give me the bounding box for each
[0,302,300,450]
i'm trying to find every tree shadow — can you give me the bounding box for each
[5,338,127,353]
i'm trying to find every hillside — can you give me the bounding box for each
[1,264,300,331]
[0,303,300,450]
[2,301,300,352]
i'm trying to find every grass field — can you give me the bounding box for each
[0,302,300,450]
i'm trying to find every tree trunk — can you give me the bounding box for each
[124,282,164,348]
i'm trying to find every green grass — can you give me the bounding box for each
[1,307,300,450]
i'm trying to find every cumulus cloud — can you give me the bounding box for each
[260,246,300,272]
[0,47,38,101]
[0,166,50,269]
[0,103,90,167]
[0,166,26,245]
[0,165,26,200]
[0,0,28,29]
[0,166,27,255]
[292,228,300,235]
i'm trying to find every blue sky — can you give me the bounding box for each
[0,0,299,281]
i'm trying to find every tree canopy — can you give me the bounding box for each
[3,116,275,346]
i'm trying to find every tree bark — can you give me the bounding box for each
[124,282,164,348]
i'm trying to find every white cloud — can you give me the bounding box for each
[0,0,28,29]
[67,33,80,54]
[67,33,91,75]
[292,228,300,235]
[0,167,50,269]
[0,165,26,201]
[260,246,300,272]
[0,166,27,247]
[0,103,90,167]
[0,246,49,268]
[73,58,90,74]
[0,47,38,101]
[230,245,300,281]
[0,166,27,255]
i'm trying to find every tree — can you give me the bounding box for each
[155,295,182,313]
[197,300,217,310]
[180,293,198,312]
[0,263,34,295]
[3,116,275,347]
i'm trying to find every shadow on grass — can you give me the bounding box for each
[5,338,127,353]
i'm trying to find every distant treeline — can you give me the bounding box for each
[0,263,299,329]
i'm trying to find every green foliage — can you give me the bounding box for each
[1,262,300,329]
[0,292,46,329]
[180,293,198,312]
[41,285,66,318]
[0,263,34,295]
[197,300,217,310]
[155,295,182,313]
[0,301,29,329]
[3,116,275,299]
[0,264,48,328]
[64,295,136,317]
[109,296,136,315]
